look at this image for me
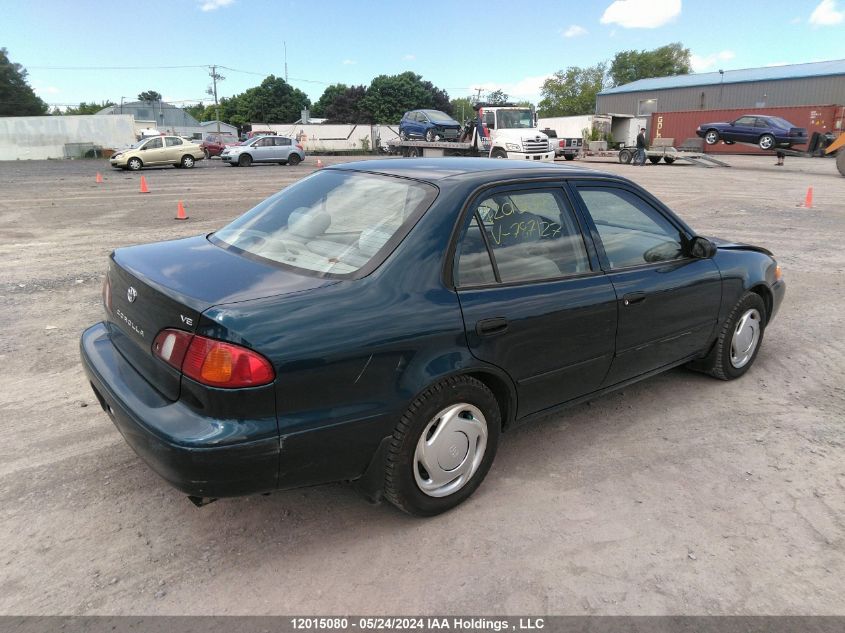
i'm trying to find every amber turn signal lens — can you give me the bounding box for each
[775,264,783,281]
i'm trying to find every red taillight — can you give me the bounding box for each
[152,328,275,388]
[102,275,112,313]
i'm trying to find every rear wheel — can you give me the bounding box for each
[238,154,252,167]
[564,154,575,161]
[663,156,675,164]
[704,130,720,145]
[180,155,195,169]
[759,134,775,150]
[203,148,210,159]
[384,375,500,516]
[689,292,766,380]
[127,157,143,171]
[618,148,632,164]
[287,153,301,166]
[648,156,661,164]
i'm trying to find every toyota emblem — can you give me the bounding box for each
[127,286,138,303]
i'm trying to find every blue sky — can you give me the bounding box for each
[6,0,845,109]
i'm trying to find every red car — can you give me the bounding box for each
[200,133,239,158]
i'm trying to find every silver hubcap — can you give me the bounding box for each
[730,308,761,368]
[706,132,718,143]
[760,136,773,149]
[184,157,193,167]
[414,403,488,498]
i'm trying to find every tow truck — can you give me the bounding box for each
[389,102,554,162]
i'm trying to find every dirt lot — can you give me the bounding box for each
[0,154,843,616]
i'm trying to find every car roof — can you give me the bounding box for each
[328,158,614,183]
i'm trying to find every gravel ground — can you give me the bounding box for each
[0,154,843,615]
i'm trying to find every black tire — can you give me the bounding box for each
[399,129,408,141]
[648,156,661,164]
[689,292,766,380]
[408,147,421,158]
[618,148,633,164]
[425,129,435,142]
[759,134,776,151]
[663,156,675,164]
[203,148,210,160]
[287,153,301,166]
[127,157,143,171]
[564,154,575,161]
[491,148,508,159]
[180,155,195,169]
[836,149,845,177]
[384,375,501,516]
[238,154,252,167]
[704,129,720,145]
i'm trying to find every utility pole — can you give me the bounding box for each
[207,65,225,136]
[472,87,483,104]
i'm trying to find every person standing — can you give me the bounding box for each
[634,127,647,166]
[775,150,785,166]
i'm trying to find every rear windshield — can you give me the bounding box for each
[767,117,794,128]
[211,170,438,278]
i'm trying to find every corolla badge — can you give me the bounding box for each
[127,286,138,303]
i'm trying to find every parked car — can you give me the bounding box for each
[696,115,808,150]
[201,133,239,159]
[109,136,205,171]
[542,128,582,160]
[399,109,462,141]
[81,159,784,516]
[220,135,305,167]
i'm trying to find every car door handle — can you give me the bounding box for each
[476,317,509,337]
[623,292,647,306]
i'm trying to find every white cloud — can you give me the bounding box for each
[403,54,416,61]
[199,0,234,11]
[342,59,356,65]
[690,50,735,72]
[600,0,681,28]
[809,0,844,25]
[562,24,588,38]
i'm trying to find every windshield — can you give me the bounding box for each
[212,170,438,277]
[425,111,456,123]
[496,109,534,129]
[129,139,149,149]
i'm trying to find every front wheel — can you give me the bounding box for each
[287,153,301,166]
[384,376,500,516]
[689,292,766,380]
[399,129,408,141]
[127,157,143,171]
[491,148,508,159]
[564,154,575,161]
[759,134,776,150]
[425,129,435,142]
[704,130,720,145]
[238,154,252,167]
[648,155,661,164]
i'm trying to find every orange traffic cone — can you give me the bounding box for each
[316,158,324,168]
[175,200,188,221]
[95,172,103,184]
[139,176,150,193]
[802,186,813,208]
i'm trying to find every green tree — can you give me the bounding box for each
[63,101,115,115]
[137,90,162,102]
[219,75,310,126]
[538,63,606,117]
[323,85,370,123]
[0,48,48,116]
[485,89,509,104]
[608,42,691,87]
[358,72,451,123]
[183,102,211,122]
[450,97,477,124]
[311,83,348,117]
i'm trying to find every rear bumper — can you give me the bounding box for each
[80,322,279,497]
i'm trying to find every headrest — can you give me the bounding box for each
[288,208,330,238]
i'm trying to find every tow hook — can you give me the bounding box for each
[188,496,218,508]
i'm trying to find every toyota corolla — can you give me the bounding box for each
[80,159,785,516]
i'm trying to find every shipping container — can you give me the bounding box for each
[650,105,844,154]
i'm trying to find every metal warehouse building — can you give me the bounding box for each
[596,59,845,116]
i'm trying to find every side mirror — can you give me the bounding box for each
[689,236,717,259]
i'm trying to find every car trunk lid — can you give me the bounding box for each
[105,235,335,401]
